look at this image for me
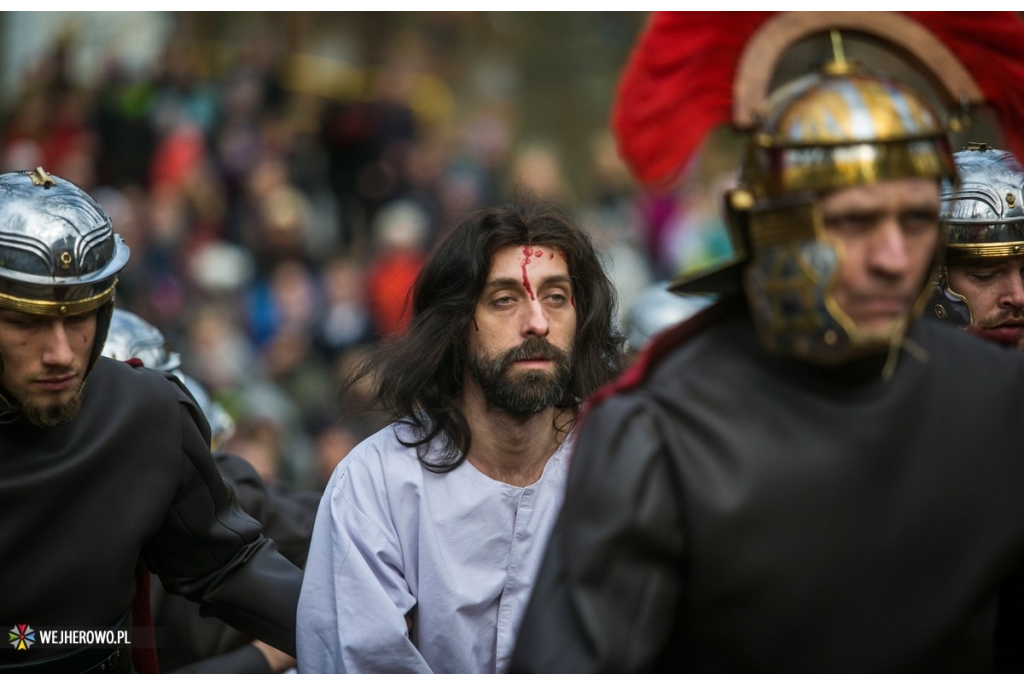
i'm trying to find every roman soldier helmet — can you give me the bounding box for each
[102,308,182,372]
[102,308,236,449]
[613,11,1024,365]
[0,168,130,373]
[930,145,1024,329]
[728,59,955,363]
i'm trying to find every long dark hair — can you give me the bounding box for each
[348,196,626,472]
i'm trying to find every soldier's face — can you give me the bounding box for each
[947,255,1024,348]
[0,309,95,426]
[822,178,940,336]
[466,244,577,416]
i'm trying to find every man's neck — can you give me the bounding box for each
[459,383,574,488]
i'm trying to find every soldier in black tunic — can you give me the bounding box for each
[512,13,1024,673]
[0,168,302,673]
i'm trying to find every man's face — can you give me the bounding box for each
[821,178,940,338]
[946,255,1024,347]
[0,309,96,426]
[466,244,577,416]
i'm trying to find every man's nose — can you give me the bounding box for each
[41,320,77,367]
[522,299,550,337]
[867,218,912,279]
[999,272,1024,310]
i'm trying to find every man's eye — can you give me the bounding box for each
[969,272,997,282]
[826,215,873,232]
[493,296,515,306]
[902,213,938,234]
[546,293,568,304]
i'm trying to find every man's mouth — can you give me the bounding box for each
[513,358,552,368]
[976,323,1024,346]
[34,375,77,391]
[850,297,908,316]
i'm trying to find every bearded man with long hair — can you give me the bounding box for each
[297,197,624,673]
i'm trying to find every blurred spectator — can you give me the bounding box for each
[93,61,159,189]
[509,140,574,205]
[313,255,375,359]
[437,158,489,221]
[221,379,318,490]
[311,422,360,491]
[365,198,429,338]
[181,301,257,393]
[247,258,322,349]
[222,419,285,485]
[240,157,318,271]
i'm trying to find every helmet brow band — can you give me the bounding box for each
[0,278,117,316]
[948,243,1024,258]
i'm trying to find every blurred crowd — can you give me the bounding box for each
[0,15,733,493]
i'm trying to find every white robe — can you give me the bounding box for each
[297,420,572,673]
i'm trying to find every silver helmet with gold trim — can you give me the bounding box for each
[930,145,1024,329]
[0,168,130,369]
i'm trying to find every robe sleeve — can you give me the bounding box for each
[511,392,686,672]
[297,445,432,673]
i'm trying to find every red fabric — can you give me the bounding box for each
[905,12,1024,164]
[613,11,1024,189]
[150,126,206,194]
[612,12,776,188]
[131,562,160,673]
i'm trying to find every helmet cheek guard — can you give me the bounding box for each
[928,264,973,329]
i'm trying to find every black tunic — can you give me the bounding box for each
[0,357,303,671]
[512,302,1024,672]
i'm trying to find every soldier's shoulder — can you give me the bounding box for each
[91,356,190,405]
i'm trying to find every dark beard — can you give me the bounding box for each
[21,381,85,427]
[467,337,572,417]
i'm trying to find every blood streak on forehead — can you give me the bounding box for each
[520,245,536,301]
[518,245,569,302]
